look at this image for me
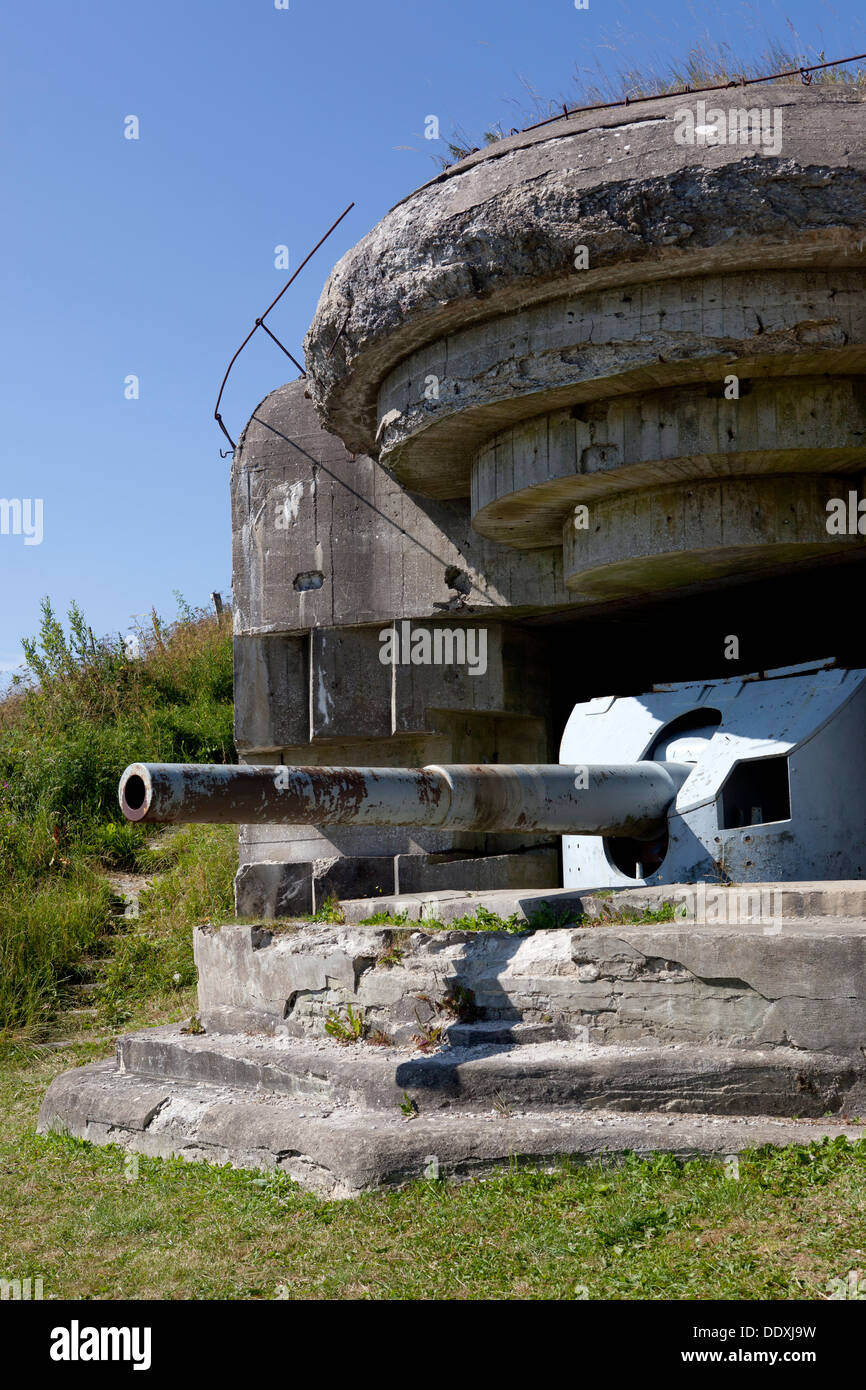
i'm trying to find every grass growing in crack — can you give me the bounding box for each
[374,934,407,969]
[356,906,530,933]
[357,901,680,936]
[523,903,577,930]
[410,1021,444,1054]
[441,983,480,1023]
[306,895,345,925]
[448,905,527,934]
[324,1005,366,1044]
[578,901,678,927]
[492,1091,513,1119]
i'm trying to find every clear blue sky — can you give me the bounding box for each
[1,0,863,681]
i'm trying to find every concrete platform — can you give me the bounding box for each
[39,1052,865,1200]
[337,880,866,925]
[39,895,866,1196]
[114,1025,866,1116]
[194,910,866,1053]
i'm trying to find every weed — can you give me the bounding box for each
[374,933,406,969]
[0,596,234,1033]
[399,1092,418,1119]
[410,1021,444,1054]
[308,895,345,925]
[446,905,528,934]
[324,1005,365,1044]
[524,902,577,930]
[579,901,678,928]
[434,37,866,168]
[439,983,479,1023]
[181,1015,205,1036]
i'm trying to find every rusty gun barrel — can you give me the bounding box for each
[118,761,691,837]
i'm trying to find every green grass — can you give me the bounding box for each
[2,595,864,1301]
[96,824,237,1028]
[0,596,235,1035]
[356,900,680,932]
[2,1040,865,1300]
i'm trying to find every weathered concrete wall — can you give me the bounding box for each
[194,918,866,1056]
[303,85,866,603]
[231,386,562,912]
[305,85,866,465]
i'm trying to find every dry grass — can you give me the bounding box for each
[438,32,866,166]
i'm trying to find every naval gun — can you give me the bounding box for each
[119,662,866,889]
[118,760,692,840]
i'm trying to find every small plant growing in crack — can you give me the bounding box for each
[411,1020,444,1053]
[710,847,733,888]
[324,1004,365,1044]
[440,982,480,1023]
[375,941,406,969]
[181,1014,205,1035]
[524,902,578,930]
[415,982,480,1026]
[400,1092,419,1119]
[579,901,678,927]
[492,1090,513,1118]
[367,1028,394,1047]
[308,894,345,924]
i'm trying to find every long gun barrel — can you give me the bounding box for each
[118,761,691,838]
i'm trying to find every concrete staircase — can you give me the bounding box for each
[38,884,866,1197]
[40,1026,865,1199]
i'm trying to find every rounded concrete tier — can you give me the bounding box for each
[472,375,866,547]
[304,84,866,602]
[562,473,863,598]
[376,269,866,496]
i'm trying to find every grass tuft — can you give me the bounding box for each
[435,35,866,167]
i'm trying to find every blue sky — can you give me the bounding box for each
[1,0,863,681]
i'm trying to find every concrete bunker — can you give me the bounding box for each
[38,81,866,1194]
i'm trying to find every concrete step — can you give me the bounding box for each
[39,1058,866,1199]
[339,881,866,927]
[195,917,866,1056]
[115,1025,866,1118]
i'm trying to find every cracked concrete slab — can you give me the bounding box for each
[38,1058,866,1199]
[110,1025,866,1117]
[193,912,866,1053]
